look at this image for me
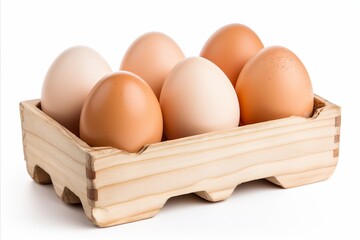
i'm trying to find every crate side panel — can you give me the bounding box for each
[88,98,340,226]
[20,100,93,219]
[92,118,337,188]
[20,100,91,165]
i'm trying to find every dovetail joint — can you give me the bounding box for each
[86,167,96,179]
[87,188,98,201]
[335,116,341,127]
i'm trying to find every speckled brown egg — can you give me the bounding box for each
[235,46,314,125]
[80,71,163,153]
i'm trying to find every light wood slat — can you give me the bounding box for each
[25,130,86,178]
[92,133,338,189]
[95,149,337,206]
[20,100,91,164]
[92,117,337,170]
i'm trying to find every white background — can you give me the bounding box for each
[1,0,360,239]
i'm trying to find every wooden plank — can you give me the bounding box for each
[92,117,336,170]
[20,100,91,165]
[90,125,339,188]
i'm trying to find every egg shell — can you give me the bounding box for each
[41,46,112,135]
[235,46,314,125]
[120,32,185,99]
[200,23,264,86]
[160,57,240,140]
[80,71,163,153]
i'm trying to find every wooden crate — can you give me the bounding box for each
[20,95,341,227]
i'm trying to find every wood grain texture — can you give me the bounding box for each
[20,95,341,227]
[20,100,94,220]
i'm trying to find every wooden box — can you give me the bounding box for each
[20,95,341,227]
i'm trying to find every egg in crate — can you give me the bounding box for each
[160,57,240,140]
[41,46,112,136]
[120,32,185,99]
[80,71,163,153]
[235,46,314,125]
[201,23,264,87]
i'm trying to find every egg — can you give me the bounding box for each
[235,46,314,125]
[120,32,185,99]
[80,71,163,153]
[41,46,112,135]
[160,57,240,140]
[200,23,264,87]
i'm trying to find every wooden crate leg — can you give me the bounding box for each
[196,187,235,202]
[51,179,81,204]
[266,166,337,189]
[91,199,167,227]
[26,162,52,184]
[62,187,81,204]
[52,181,65,199]
[27,162,81,204]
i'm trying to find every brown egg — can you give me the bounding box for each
[200,23,264,86]
[120,32,185,99]
[80,71,163,153]
[235,46,314,125]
